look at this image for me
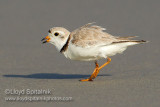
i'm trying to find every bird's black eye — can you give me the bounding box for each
[54,32,59,36]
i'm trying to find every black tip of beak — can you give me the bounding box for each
[41,37,47,44]
[41,38,45,41]
[42,41,47,44]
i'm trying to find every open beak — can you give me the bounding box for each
[41,36,51,44]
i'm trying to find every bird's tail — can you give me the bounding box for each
[112,40,147,44]
[113,36,148,44]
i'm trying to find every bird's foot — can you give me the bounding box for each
[79,68,99,82]
[79,78,93,82]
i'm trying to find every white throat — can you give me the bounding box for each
[50,34,70,52]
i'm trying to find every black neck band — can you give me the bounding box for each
[60,35,71,53]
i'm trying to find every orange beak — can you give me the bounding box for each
[41,36,51,44]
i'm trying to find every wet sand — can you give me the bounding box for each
[0,0,160,107]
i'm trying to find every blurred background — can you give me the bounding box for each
[0,0,159,107]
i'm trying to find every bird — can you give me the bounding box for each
[41,23,147,81]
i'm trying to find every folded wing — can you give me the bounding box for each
[70,23,147,48]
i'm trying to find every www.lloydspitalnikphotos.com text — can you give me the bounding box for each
[4,89,73,102]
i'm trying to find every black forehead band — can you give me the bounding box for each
[48,29,51,33]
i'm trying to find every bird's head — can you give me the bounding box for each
[41,27,70,51]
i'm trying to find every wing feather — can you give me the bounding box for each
[70,23,116,47]
[70,23,146,48]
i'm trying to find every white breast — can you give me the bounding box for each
[63,43,102,61]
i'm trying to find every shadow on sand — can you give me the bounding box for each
[3,73,111,79]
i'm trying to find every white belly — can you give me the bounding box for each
[63,42,138,61]
[63,44,103,61]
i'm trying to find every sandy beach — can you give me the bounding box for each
[0,0,160,107]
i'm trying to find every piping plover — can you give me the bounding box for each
[41,23,147,81]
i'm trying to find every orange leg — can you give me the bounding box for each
[80,57,111,81]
